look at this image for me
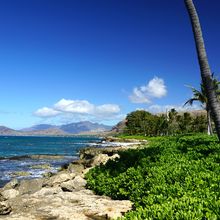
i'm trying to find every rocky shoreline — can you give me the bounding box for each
[0,137,146,220]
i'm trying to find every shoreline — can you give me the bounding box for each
[0,137,146,219]
[0,135,102,187]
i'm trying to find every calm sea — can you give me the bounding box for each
[0,136,101,187]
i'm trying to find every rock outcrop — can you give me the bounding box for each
[0,139,144,219]
[0,201,11,215]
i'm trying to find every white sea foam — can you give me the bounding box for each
[87,141,140,147]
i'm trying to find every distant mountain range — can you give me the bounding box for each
[0,121,112,136]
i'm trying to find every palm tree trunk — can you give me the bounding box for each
[207,108,213,135]
[184,0,220,140]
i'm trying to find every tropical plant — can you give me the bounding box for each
[167,108,178,135]
[124,109,207,136]
[191,114,207,133]
[184,0,220,140]
[177,112,192,133]
[184,77,220,135]
[86,134,220,219]
[155,114,169,136]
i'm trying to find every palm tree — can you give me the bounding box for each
[185,0,220,140]
[184,85,211,135]
[177,112,192,133]
[184,77,220,135]
[167,108,178,135]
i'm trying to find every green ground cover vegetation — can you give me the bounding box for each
[86,134,220,219]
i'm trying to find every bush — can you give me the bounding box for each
[86,134,220,219]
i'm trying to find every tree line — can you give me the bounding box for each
[124,109,208,136]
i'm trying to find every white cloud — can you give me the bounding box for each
[129,77,167,104]
[54,99,94,114]
[96,104,120,115]
[129,87,151,103]
[145,77,167,98]
[34,107,61,117]
[34,99,121,123]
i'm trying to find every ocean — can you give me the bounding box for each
[0,136,101,187]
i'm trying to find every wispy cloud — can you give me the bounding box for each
[146,103,202,113]
[34,107,61,117]
[129,77,167,103]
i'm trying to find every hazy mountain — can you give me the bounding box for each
[0,121,112,136]
[60,121,112,134]
[111,120,127,133]
[24,128,67,136]
[0,126,21,136]
[21,124,57,132]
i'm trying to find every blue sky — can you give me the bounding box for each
[0,0,220,129]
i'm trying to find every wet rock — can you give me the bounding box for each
[42,171,54,178]
[29,163,51,170]
[30,155,65,160]
[0,201,12,215]
[1,189,19,199]
[3,179,19,190]
[10,171,31,178]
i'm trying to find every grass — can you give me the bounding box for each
[86,134,220,219]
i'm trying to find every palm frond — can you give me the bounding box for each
[185,75,220,109]
[184,98,199,106]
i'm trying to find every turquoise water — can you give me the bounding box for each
[0,136,101,187]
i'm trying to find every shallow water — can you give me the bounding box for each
[0,136,101,187]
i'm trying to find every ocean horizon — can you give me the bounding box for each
[0,135,101,187]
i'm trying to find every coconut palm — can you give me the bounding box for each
[167,108,178,135]
[184,0,220,140]
[184,77,220,135]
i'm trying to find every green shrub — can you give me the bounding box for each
[86,134,220,219]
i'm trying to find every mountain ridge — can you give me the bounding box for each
[0,121,112,136]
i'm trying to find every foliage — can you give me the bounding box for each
[86,134,220,219]
[124,109,207,136]
[125,110,158,136]
[184,76,220,135]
